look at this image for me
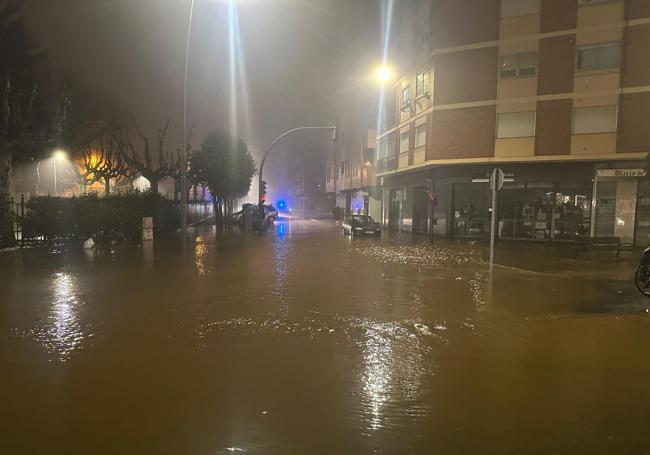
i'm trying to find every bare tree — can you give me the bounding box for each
[75,133,128,195]
[118,118,173,194]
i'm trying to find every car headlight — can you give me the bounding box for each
[354,227,363,231]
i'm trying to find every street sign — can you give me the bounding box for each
[489,168,505,192]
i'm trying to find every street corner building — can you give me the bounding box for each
[326,0,650,246]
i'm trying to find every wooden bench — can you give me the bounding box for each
[574,236,632,259]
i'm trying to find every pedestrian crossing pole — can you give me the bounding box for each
[489,168,505,271]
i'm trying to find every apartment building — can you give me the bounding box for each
[325,0,381,219]
[377,0,650,245]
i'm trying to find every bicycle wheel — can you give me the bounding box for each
[634,266,650,297]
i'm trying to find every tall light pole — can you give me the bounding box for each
[181,0,195,241]
[52,150,66,196]
[257,126,336,230]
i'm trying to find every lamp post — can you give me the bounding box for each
[181,0,195,242]
[257,126,336,230]
[52,150,66,196]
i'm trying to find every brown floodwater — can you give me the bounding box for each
[1,219,650,454]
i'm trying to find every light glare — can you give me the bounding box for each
[377,66,392,82]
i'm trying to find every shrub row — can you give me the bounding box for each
[21,191,179,243]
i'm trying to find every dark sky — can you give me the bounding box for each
[23,0,381,187]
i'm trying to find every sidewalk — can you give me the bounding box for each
[383,229,638,282]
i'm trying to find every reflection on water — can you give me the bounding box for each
[47,272,84,360]
[357,319,432,433]
[469,271,490,312]
[362,323,393,430]
[194,236,207,277]
[273,222,290,313]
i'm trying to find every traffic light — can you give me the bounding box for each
[260,180,268,203]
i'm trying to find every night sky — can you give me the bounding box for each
[22,0,381,189]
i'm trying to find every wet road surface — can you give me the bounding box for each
[2,219,650,454]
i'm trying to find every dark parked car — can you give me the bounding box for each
[341,215,381,236]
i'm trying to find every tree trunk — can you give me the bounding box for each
[0,150,15,248]
[149,177,159,195]
[173,177,180,202]
[104,178,110,196]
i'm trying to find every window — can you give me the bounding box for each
[500,52,537,78]
[577,42,620,71]
[572,105,617,134]
[501,0,540,18]
[416,72,428,97]
[497,112,536,138]
[402,85,411,104]
[399,131,409,154]
[415,124,427,147]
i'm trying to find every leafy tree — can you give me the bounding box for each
[189,131,256,228]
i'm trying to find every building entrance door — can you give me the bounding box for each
[388,188,405,231]
[412,186,429,235]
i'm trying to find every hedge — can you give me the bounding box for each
[21,191,179,243]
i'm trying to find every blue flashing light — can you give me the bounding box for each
[277,200,286,210]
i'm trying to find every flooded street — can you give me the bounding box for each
[2,220,650,454]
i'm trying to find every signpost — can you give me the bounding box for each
[489,168,504,270]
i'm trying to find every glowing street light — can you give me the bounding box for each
[377,66,392,83]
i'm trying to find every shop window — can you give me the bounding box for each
[452,183,491,238]
[501,0,540,18]
[572,105,617,134]
[497,112,536,138]
[415,124,426,147]
[499,52,537,79]
[399,131,409,154]
[499,183,592,240]
[577,42,620,72]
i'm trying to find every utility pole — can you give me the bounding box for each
[181,0,195,243]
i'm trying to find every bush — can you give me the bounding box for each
[21,191,179,243]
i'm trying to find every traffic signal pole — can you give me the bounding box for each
[257,126,336,231]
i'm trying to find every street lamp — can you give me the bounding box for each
[181,0,195,242]
[257,126,336,230]
[52,150,67,196]
[376,66,392,83]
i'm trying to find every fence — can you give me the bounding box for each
[8,194,26,245]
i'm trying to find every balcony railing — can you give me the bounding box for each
[375,156,397,173]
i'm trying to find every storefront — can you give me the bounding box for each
[450,180,592,241]
[593,167,646,246]
[380,162,650,246]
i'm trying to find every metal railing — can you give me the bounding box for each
[375,156,397,173]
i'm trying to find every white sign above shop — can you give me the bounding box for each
[596,168,647,178]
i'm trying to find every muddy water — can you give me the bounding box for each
[1,220,650,454]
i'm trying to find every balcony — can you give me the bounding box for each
[375,155,397,173]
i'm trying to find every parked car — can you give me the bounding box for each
[264,204,279,222]
[342,215,381,236]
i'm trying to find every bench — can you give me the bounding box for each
[574,236,632,259]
